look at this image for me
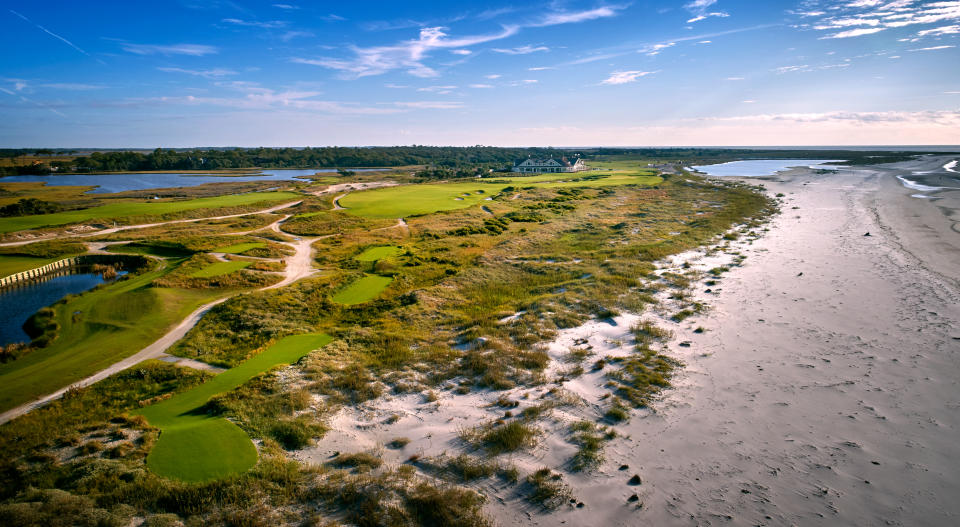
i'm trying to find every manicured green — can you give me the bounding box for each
[213,242,265,254]
[137,333,332,481]
[355,245,402,262]
[0,261,227,412]
[0,254,65,278]
[190,260,251,278]
[0,191,299,233]
[332,274,393,304]
[338,174,662,218]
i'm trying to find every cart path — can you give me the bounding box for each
[0,218,324,425]
[0,200,303,248]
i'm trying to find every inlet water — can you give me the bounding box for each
[690,159,841,177]
[0,271,125,346]
[0,168,383,194]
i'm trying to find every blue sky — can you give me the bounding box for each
[1,0,958,147]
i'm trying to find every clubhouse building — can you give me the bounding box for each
[512,156,588,173]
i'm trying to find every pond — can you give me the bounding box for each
[0,270,126,346]
[689,159,841,177]
[0,168,384,194]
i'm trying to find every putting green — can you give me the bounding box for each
[355,245,402,262]
[138,333,332,481]
[337,173,661,218]
[190,260,251,278]
[332,274,393,304]
[214,242,265,254]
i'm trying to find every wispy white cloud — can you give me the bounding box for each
[292,25,519,78]
[122,43,218,56]
[908,44,955,51]
[320,14,346,22]
[0,86,67,117]
[417,85,457,93]
[492,45,549,55]
[450,49,472,55]
[39,83,106,90]
[157,67,238,78]
[297,6,626,79]
[684,0,729,23]
[601,70,656,85]
[803,0,960,39]
[272,4,298,9]
[469,83,494,88]
[222,18,287,29]
[485,74,502,79]
[639,42,675,56]
[917,24,959,35]
[700,110,960,127]
[392,101,464,109]
[281,30,314,41]
[529,6,625,27]
[820,27,886,38]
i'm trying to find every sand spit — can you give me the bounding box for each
[293,157,960,526]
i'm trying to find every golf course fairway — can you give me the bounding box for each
[137,332,332,481]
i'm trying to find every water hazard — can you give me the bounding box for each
[0,270,125,346]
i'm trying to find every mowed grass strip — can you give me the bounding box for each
[332,274,393,305]
[0,191,298,233]
[354,245,402,262]
[338,173,662,218]
[137,333,332,482]
[214,241,265,254]
[190,260,251,278]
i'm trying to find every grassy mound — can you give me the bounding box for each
[190,260,251,278]
[355,245,402,262]
[214,242,265,254]
[332,274,393,305]
[137,333,332,481]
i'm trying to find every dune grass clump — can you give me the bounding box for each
[459,420,539,455]
[569,420,617,471]
[606,344,679,409]
[524,468,573,510]
[331,451,384,471]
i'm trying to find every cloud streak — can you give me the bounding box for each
[122,43,219,56]
[9,9,105,64]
